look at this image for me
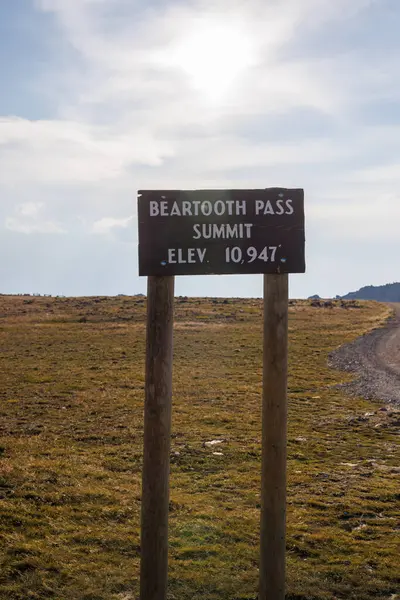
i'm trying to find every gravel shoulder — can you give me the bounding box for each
[328,303,400,405]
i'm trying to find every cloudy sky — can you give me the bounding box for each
[1,0,399,298]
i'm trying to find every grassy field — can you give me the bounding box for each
[0,294,399,600]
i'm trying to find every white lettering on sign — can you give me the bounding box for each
[225,246,279,263]
[285,199,294,214]
[236,200,246,215]
[201,201,212,216]
[167,248,207,264]
[170,202,181,216]
[255,199,293,216]
[192,223,253,240]
[182,201,191,216]
[150,201,159,216]
[214,200,225,215]
[148,199,253,217]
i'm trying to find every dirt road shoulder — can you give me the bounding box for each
[328,303,400,405]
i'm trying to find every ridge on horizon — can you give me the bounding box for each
[3,281,400,302]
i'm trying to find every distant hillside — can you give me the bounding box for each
[342,282,400,302]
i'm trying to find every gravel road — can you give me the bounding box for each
[328,303,400,405]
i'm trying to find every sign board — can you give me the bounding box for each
[138,188,305,276]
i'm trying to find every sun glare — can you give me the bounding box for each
[170,20,255,102]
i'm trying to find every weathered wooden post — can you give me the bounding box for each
[140,276,174,600]
[259,273,289,600]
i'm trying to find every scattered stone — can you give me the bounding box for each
[348,415,368,424]
[204,440,224,447]
[212,452,224,456]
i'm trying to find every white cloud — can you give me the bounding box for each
[350,163,400,184]
[17,202,44,217]
[310,191,400,241]
[0,117,174,185]
[5,218,66,235]
[91,215,133,234]
[5,203,66,234]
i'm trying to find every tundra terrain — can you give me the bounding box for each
[0,295,398,600]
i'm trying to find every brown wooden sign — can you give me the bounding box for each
[138,188,305,276]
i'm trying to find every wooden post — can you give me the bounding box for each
[259,273,289,600]
[140,276,175,600]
